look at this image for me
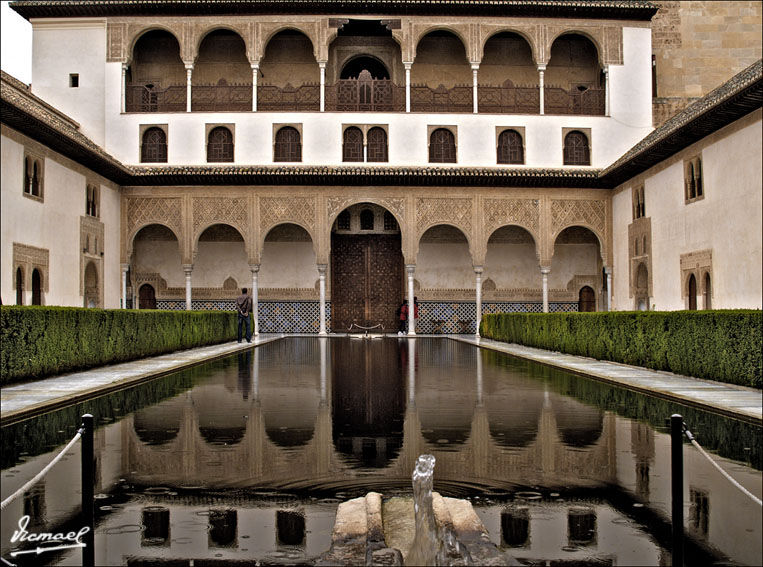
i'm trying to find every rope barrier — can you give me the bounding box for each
[348,323,384,331]
[683,424,762,507]
[1,427,84,511]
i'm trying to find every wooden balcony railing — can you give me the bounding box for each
[192,83,252,112]
[410,84,473,113]
[126,84,186,112]
[544,85,605,115]
[257,83,320,112]
[478,81,540,114]
[325,77,405,112]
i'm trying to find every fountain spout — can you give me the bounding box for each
[406,454,439,566]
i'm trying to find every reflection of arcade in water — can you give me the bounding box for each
[124,338,613,490]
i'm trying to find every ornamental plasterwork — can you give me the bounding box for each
[628,217,652,298]
[327,196,405,225]
[477,23,541,63]
[680,249,713,298]
[192,197,248,241]
[13,243,50,293]
[483,198,539,239]
[416,197,473,235]
[545,24,621,66]
[107,23,127,62]
[259,196,316,235]
[126,197,183,242]
[80,216,105,300]
[551,199,606,240]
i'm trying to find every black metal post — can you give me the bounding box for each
[671,414,684,567]
[81,414,95,567]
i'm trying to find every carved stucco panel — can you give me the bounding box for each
[551,199,606,240]
[126,197,183,241]
[107,23,127,62]
[484,198,540,239]
[189,22,254,62]
[416,197,473,236]
[124,22,187,61]
[260,196,316,235]
[410,23,474,62]
[13,243,50,293]
[680,249,713,299]
[326,196,405,225]
[192,197,249,240]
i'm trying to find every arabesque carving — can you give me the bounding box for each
[484,198,539,238]
[126,197,183,240]
[416,197,473,235]
[551,199,605,238]
[192,197,248,239]
[260,196,316,234]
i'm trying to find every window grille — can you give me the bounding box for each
[429,128,456,163]
[383,211,397,231]
[24,156,32,194]
[337,210,351,230]
[207,127,234,162]
[367,127,388,162]
[563,131,590,165]
[343,127,363,162]
[360,209,375,230]
[275,127,301,162]
[497,129,523,164]
[141,127,167,163]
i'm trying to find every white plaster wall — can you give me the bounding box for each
[611,111,763,310]
[549,243,599,288]
[1,131,121,307]
[31,19,107,146]
[193,241,250,288]
[259,242,318,288]
[610,27,654,130]
[484,242,540,288]
[416,242,474,289]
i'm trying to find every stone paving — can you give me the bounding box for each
[1,333,760,426]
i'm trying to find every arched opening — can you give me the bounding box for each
[31,161,41,197]
[342,126,363,162]
[32,269,42,305]
[412,30,471,112]
[331,203,403,332]
[340,56,390,80]
[274,126,301,162]
[24,156,31,194]
[193,29,251,111]
[546,33,604,115]
[429,128,456,163]
[563,130,591,165]
[551,396,604,448]
[15,267,24,305]
[703,273,712,310]
[367,127,388,162]
[133,398,183,446]
[139,284,156,309]
[260,224,317,332]
[688,274,697,310]
[84,261,99,308]
[635,263,649,311]
[497,129,524,164]
[578,286,595,312]
[417,224,472,333]
[132,224,183,307]
[552,226,602,311]
[127,30,186,112]
[487,383,544,448]
[194,224,247,299]
[485,225,538,308]
[207,126,234,162]
[479,32,539,113]
[141,127,167,163]
[259,30,319,111]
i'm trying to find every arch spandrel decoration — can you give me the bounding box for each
[478,25,541,65]
[259,196,318,253]
[121,23,188,64]
[126,197,183,247]
[545,25,623,66]
[258,22,321,62]
[327,196,405,227]
[410,23,474,63]
[190,23,254,63]
[483,198,540,242]
[415,197,474,260]
[551,199,606,247]
[192,197,249,246]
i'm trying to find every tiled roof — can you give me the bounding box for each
[10,0,658,20]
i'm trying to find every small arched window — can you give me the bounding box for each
[497,129,524,164]
[24,156,32,194]
[563,131,590,165]
[31,160,41,196]
[429,128,456,163]
[703,273,712,309]
[86,184,99,217]
[688,162,696,199]
[274,127,301,162]
[695,158,703,196]
[16,267,24,305]
[207,126,234,162]
[141,127,167,163]
[360,209,375,230]
[337,210,351,230]
[684,156,704,202]
[367,127,388,162]
[343,127,363,162]
[688,274,697,310]
[32,268,42,306]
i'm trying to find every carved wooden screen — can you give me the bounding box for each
[207,127,234,162]
[142,127,168,162]
[343,127,363,162]
[429,128,456,163]
[274,127,301,161]
[367,127,388,162]
[563,131,590,165]
[497,129,524,164]
[331,234,402,332]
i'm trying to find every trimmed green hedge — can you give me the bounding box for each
[479,310,762,388]
[1,306,239,385]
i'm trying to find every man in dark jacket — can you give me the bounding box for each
[236,288,253,343]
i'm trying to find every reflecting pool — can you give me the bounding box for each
[1,338,761,565]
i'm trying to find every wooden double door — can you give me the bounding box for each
[331,234,403,332]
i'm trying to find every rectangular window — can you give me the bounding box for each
[69,74,79,88]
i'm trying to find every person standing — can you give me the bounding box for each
[236,288,253,343]
[398,299,409,335]
[413,296,420,333]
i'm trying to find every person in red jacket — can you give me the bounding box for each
[397,300,408,334]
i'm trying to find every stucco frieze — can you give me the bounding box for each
[259,196,316,237]
[126,197,183,243]
[679,249,713,299]
[550,198,606,243]
[192,197,249,242]
[416,197,473,237]
[13,243,50,294]
[483,198,540,241]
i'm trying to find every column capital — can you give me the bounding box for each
[184,63,195,71]
[473,266,484,274]
[182,264,194,274]
[251,62,260,70]
[604,266,612,275]
[121,62,129,72]
[249,264,260,273]
[403,61,413,70]
[540,266,551,275]
[317,60,327,69]
[537,64,547,72]
[470,63,480,71]
[405,264,416,275]
[317,263,328,274]
[120,263,130,271]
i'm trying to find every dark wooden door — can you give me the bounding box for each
[332,234,402,332]
[139,284,156,309]
[578,286,595,312]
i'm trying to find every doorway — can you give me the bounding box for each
[578,286,595,312]
[139,284,157,309]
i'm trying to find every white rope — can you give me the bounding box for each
[1,428,83,511]
[348,323,384,331]
[686,431,762,507]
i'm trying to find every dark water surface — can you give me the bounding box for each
[1,337,761,565]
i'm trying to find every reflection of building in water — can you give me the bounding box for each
[689,488,710,539]
[568,505,597,546]
[501,506,530,548]
[631,421,654,502]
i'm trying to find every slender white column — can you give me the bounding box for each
[253,347,260,401]
[474,266,483,337]
[318,264,327,335]
[471,64,479,114]
[183,265,193,310]
[605,266,612,312]
[406,264,416,336]
[121,63,128,113]
[603,66,610,116]
[250,265,260,335]
[185,64,193,112]
[319,62,326,112]
[538,64,546,115]
[404,62,412,113]
[251,63,259,112]
[319,337,327,402]
[541,266,550,313]
[121,263,129,309]
[407,337,416,405]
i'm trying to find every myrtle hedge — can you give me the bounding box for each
[479,310,762,388]
[1,306,239,385]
